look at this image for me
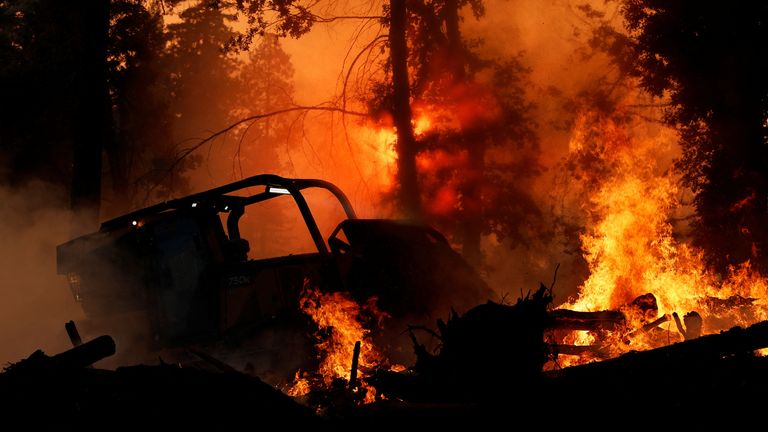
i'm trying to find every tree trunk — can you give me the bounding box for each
[389,0,423,221]
[70,0,111,228]
[443,0,465,80]
[443,0,484,266]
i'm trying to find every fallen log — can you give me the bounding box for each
[639,313,670,332]
[551,344,603,356]
[549,309,625,331]
[51,335,115,369]
[552,320,768,380]
[2,335,115,377]
[545,320,768,419]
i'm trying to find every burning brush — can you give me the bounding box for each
[287,280,403,405]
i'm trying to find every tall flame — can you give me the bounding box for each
[288,281,394,403]
[558,110,768,363]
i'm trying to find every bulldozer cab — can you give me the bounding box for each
[57,175,356,343]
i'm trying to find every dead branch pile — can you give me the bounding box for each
[372,284,553,401]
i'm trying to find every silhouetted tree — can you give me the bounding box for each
[223,1,543,266]
[388,0,422,220]
[228,0,427,219]
[0,0,75,185]
[166,2,240,145]
[1,0,183,221]
[368,0,542,265]
[622,1,768,272]
[106,0,176,212]
[231,34,296,176]
[0,0,111,225]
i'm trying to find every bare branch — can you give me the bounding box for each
[174,105,368,168]
[141,105,369,200]
[310,14,385,23]
[341,35,388,112]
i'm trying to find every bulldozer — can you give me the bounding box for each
[56,175,491,374]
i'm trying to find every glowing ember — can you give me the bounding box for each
[288,280,398,403]
[287,372,311,397]
[556,110,768,365]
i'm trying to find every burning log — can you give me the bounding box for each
[549,293,659,333]
[551,344,603,356]
[552,289,765,364]
[549,309,625,331]
[548,320,768,418]
[550,293,676,361]
[640,313,670,332]
[554,320,768,379]
[618,313,672,346]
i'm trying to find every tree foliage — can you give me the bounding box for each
[0,0,84,185]
[0,0,300,215]
[226,0,543,264]
[231,34,297,175]
[622,0,768,272]
[367,0,542,264]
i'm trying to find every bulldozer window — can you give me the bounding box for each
[224,195,316,260]
[299,187,349,247]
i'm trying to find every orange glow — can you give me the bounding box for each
[556,110,768,366]
[415,149,469,217]
[428,186,459,215]
[730,191,756,212]
[288,281,401,403]
[389,364,407,372]
[413,114,432,136]
[352,119,398,194]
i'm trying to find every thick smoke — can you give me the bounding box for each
[0,1,687,365]
[0,183,85,365]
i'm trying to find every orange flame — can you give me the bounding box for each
[287,373,311,397]
[288,281,398,403]
[413,114,432,136]
[557,111,768,365]
[353,118,398,194]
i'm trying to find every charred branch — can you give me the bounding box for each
[349,341,361,389]
[64,320,83,347]
[387,284,553,401]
